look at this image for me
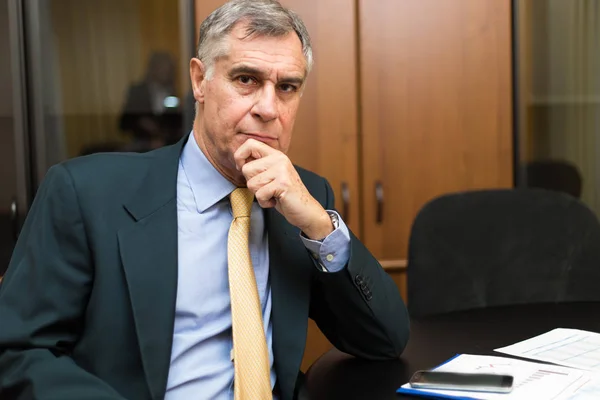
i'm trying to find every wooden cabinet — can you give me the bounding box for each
[359,0,513,275]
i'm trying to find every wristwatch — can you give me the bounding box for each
[328,211,339,230]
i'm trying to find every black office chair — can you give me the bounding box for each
[407,188,600,317]
[525,159,582,199]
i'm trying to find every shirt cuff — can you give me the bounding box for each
[300,210,351,272]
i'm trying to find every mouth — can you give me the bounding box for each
[239,132,277,144]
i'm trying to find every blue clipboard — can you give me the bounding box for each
[396,387,480,400]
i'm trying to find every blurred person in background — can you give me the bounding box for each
[119,51,183,151]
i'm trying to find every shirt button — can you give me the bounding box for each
[326,254,334,262]
[311,252,318,259]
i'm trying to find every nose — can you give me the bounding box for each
[251,84,279,122]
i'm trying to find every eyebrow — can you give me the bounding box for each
[228,65,305,87]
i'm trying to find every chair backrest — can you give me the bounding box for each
[407,188,600,317]
[525,159,582,199]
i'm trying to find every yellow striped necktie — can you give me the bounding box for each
[228,188,272,400]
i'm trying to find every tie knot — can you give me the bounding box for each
[230,188,254,219]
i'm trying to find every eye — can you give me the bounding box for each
[237,75,257,85]
[279,83,298,93]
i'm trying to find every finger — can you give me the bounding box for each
[234,139,277,171]
[246,169,276,194]
[254,180,283,209]
[240,153,285,181]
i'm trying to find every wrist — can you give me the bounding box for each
[302,210,335,240]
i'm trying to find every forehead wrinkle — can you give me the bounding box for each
[224,29,306,79]
[234,50,304,68]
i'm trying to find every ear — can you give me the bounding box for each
[190,58,207,104]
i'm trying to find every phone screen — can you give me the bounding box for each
[410,371,514,392]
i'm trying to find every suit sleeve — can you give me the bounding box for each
[308,178,410,360]
[0,164,126,399]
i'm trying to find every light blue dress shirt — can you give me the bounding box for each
[165,134,351,399]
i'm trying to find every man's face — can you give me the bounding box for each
[191,23,306,183]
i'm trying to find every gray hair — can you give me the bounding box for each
[196,0,313,79]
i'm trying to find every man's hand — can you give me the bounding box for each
[234,139,334,240]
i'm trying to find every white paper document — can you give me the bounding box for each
[495,328,600,372]
[397,354,600,400]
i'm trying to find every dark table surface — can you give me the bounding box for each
[305,302,600,400]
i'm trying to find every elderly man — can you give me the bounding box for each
[0,1,409,399]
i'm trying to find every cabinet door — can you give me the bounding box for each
[194,0,360,233]
[359,0,513,267]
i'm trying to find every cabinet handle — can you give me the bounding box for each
[10,199,19,242]
[341,182,350,224]
[375,181,384,224]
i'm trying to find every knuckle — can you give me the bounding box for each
[278,154,290,165]
[241,163,252,176]
[246,180,258,192]
[256,193,269,205]
[279,175,291,188]
[256,198,268,207]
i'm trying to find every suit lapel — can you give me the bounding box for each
[118,137,187,400]
[267,208,312,399]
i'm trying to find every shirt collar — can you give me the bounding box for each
[180,132,236,213]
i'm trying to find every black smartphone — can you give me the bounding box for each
[409,370,514,393]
